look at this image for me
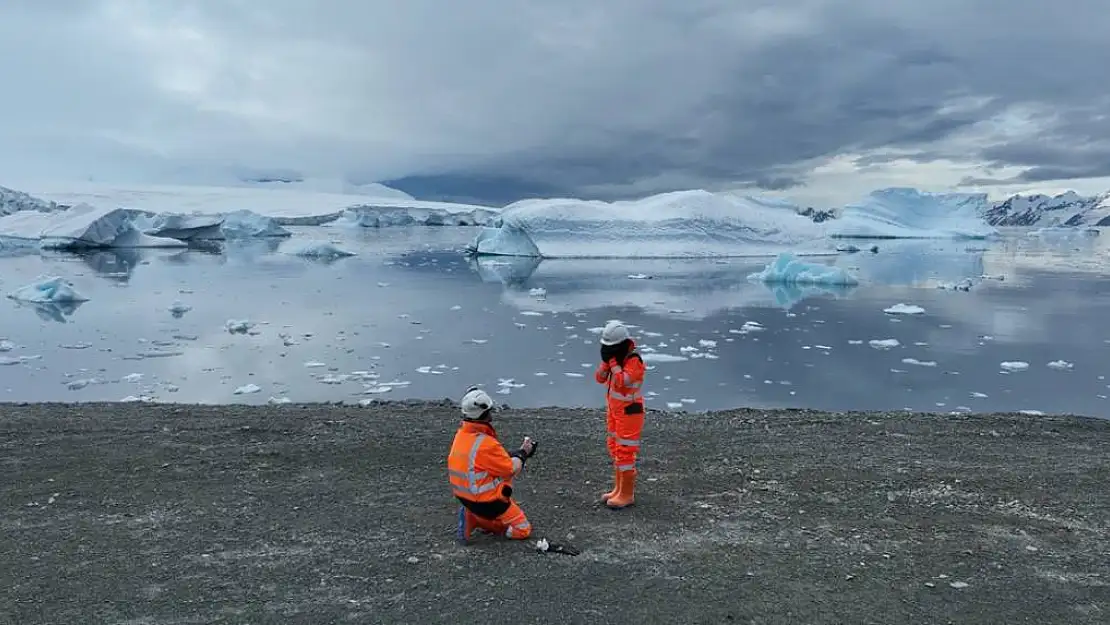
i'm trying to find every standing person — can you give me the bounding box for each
[448,385,538,544]
[594,320,646,509]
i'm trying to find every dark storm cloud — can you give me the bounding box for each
[2,1,1110,200]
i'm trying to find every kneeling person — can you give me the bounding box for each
[449,386,538,544]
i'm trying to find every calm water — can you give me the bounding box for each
[2,226,1110,418]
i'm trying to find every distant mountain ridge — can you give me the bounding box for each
[981,190,1110,227]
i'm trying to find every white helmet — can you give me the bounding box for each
[460,385,494,419]
[599,320,630,345]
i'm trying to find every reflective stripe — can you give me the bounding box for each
[616,463,636,471]
[614,437,640,447]
[608,390,643,402]
[607,431,616,438]
[626,381,642,389]
[450,434,503,498]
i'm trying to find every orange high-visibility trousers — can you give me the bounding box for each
[463,500,532,539]
[609,409,644,472]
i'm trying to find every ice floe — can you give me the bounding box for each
[869,339,901,349]
[1000,361,1030,372]
[883,303,926,315]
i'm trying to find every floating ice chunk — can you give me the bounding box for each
[698,339,718,348]
[828,188,997,239]
[303,361,327,368]
[363,385,394,394]
[0,340,14,352]
[467,189,826,258]
[1019,410,1045,416]
[225,319,254,334]
[121,373,144,383]
[529,288,547,299]
[7,276,89,304]
[1047,360,1073,370]
[747,253,860,286]
[1000,361,1029,372]
[416,366,434,374]
[869,339,900,349]
[0,355,40,366]
[971,392,988,398]
[628,274,652,280]
[466,338,488,345]
[120,395,154,403]
[640,353,689,363]
[234,383,262,394]
[268,396,292,405]
[884,303,925,315]
[283,240,356,260]
[520,311,544,317]
[937,278,974,291]
[169,300,192,317]
[564,372,585,378]
[730,321,766,335]
[665,402,684,409]
[901,358,937,367]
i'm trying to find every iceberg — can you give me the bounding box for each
[15,181,497,227]
[466,189,828,258]
[0,203,186,249]
[8,275,90,304]
[334,203,500,227]
[828,188,997,239]
[282,240,356,260]
[1,185,60,216]
[747,253,860,286]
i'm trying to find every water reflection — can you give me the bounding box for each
[9,299,85,323]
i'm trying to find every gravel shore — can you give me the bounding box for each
[2,401,1108,625]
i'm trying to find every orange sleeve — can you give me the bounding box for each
[594,362,611,384]
[476,438,517,478]
[611,355,645,392]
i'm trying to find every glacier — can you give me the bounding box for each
[467,190,829,258]
[828,188,997,239]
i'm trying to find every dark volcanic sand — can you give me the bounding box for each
[1,401,1108,624]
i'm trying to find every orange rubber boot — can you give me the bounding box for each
[600,468,620,502]
[606,470,637,509]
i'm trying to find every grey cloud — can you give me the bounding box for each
[2,1,1110,201]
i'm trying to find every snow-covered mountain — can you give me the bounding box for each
[983,191,1110,227]
[1,185,60,216]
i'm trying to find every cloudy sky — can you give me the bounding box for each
[2,0,1109,206]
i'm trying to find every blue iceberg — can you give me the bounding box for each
[747,253,860,286]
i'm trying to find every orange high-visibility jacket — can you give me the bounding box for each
[447,420,521,503]
[595,343,646,414]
